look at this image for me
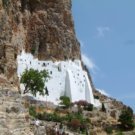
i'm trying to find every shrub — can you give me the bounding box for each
[60,96,71,108]
[80,123,86,133]
[94,95,99,99]
[68,119,81,130]
[84,103,93,111]
[115,131,124,135]
[74,100,88,107]
[118,107,134,130]
[36,112,64,122]
[29,106,36,117]
[105,127,113,134]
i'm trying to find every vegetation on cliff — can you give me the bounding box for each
[21,68,49,96]
[119,107,134,130]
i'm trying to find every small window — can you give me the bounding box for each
[42,63,46,67]
[50,71,52,74]
[58,67,61,71]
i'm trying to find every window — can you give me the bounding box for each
[42,63,46,67]
[58,67,61,71]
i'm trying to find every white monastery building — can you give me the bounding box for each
[17,50,101,107]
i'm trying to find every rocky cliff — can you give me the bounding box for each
[0,0,81,85]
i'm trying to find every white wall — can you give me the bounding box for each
[17,50,100,106]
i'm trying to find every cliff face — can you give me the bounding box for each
[0,0,81,84]
[0,0,81,59]
[23,0,81,60]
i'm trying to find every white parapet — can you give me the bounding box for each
[17,50,100,107]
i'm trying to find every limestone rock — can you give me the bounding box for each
[0,86,34,135]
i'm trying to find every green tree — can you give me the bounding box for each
[20,68,49,97]
[59,96,71,108]
[119,107,134,130]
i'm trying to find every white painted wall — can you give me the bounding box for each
[17,50,101,107]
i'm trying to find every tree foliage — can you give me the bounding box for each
[20,68,49,97]
[119,107,134,130]
[60,96,71,108]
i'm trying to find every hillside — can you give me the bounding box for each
[0,0,134,135]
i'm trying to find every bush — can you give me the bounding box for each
[94,95,99,99]
[68,119,81,130]
[60,96,71,108]
[118,107,134,130]
[29,106,36,117]
[36,112,65,122]
[105,127,113,134]
[84,103,93,111]
[115,131,124,135]
[74,100,88,107]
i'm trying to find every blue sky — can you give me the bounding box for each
[72,0,135,111]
